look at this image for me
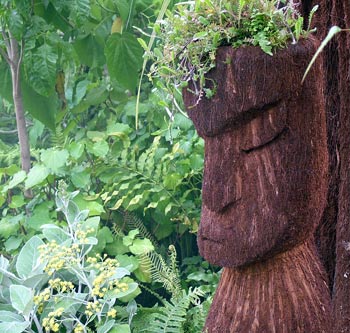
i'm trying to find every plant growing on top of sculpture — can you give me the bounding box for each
[149,0,318,101]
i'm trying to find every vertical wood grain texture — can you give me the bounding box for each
[301,1,350,331]
[183,40,331,331]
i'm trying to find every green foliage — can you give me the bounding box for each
[105,32,144,91]
[0,0,159,129]
[0,96,202,253]
[133,244,212,333]
[0,1,215,332]
[145,288,204,333]
[149,0,317,101]
[0,184,214,332]
[0,188,139,333]
[141,245,181,298]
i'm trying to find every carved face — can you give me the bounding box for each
[184,41,328,267]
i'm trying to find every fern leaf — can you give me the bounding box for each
[51,125,66,148]
[147,299,187,333]
[143,250,182,298]
[123,211,159,247]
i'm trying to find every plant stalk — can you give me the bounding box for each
[8,36,31,174]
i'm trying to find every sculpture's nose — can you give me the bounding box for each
[202,158,242,212]
[202,168,242,212]
[202,134,242,212]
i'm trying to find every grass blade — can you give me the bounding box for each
[302,26,342,83]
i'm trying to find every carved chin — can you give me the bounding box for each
[197,203,318,268]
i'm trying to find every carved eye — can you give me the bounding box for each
[240,104,287,152]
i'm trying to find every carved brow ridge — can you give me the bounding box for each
[219,99,283,134]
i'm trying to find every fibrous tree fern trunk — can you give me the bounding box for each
[183,35,331,332]
[206,241,331,333]
[300,1,350,332]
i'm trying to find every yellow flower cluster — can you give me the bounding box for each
[42,307,64,332]
[107,308,117,318]
[49,278,75,293]
[85,300,102,317]
[39,241,80,276]
[34,288,51,313]
[88,255,128,297]
[86,256,97,264]
[75,227,95,244]
[34,287,51,305]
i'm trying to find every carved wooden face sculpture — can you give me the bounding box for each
[183,40,328,267]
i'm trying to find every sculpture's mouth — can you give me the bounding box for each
[199,229,230,244]
[201,236,222,243]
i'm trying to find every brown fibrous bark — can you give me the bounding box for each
[183,39,331,332]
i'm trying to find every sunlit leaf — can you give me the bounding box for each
[25,164,50,189]
[16,236,45,279]
[105,32,143,91]
[9,285,34,317]
[41,149,69,173]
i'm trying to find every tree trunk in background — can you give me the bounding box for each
[301,1,350,332]
[9,37,31,174]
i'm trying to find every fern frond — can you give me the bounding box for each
[185,287,205,306]
[146,288,205,333]
[147,297,187,333]
[51,125,66,148]
[141,249,182,298]
[111,223,124,237]
[139,283,166,305]
[122,211,159,248]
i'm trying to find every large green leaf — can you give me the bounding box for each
[86,140,109,157]
[110,325,131,333]
[51,294,87,316]
[22,274,49,290]
[27,202,52,231]
[72,0,90,18]
[105,32,143,91]
[116,0,130,22]
[9,285,34,318]
[34,2,71,33]
[0,322,29,333]
[16,236,45,279]
[71,82,109,114]
[40,148,69,173]
[25,44,58,97]
[97,320,115,333]
[24,164,50,189]
[7,170,26,189]
[41,224,69,244]
[74,34,105,68]
[0,62,57,130]
[105,282,139,300]
[129,238,154,255]
[0,310,24,322]
[8,9,24,40]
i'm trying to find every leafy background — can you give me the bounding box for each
[0,0,218,332]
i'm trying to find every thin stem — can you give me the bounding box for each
[0,128,18,134]
[32,313,44,333]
